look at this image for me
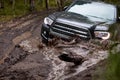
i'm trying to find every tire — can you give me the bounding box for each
[42,37,48,45]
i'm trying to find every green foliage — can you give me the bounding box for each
[0,0,29,21]
[103,0,120,5]
[49,0,57,7]
[108,21,120,80]
[92,65,107,80]
[106,45,120,80]
[109,23,120,41]
[0,0,71,22]
[92,44,120,80]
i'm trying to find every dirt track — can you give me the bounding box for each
[0,10,108,80]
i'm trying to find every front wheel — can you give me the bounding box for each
[42,37,48,45]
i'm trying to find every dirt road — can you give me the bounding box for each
[0,10,108,80]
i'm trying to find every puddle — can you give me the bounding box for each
[61,50,108,80]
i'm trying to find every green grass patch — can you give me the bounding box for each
[0,0,29,22]
[0,0,57,22]
[92,44,120,80]
[106,49,120,80]
[0,0,72,22]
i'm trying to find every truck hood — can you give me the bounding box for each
[54,12,114,30]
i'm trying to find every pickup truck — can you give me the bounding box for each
[41,0,120,43]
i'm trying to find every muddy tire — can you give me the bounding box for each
[42,38,48,45]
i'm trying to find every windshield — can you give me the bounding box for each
[67,1,116,21]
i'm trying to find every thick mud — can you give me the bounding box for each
[0,11,109,80]
[13,38,108,80]
[0,46,52,80]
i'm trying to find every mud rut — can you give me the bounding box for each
[15,37,108,80]
[0,11,109,80]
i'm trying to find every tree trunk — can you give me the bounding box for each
[13,0,15,9]
[29,0,35,11]
[60,0,63,9]
[10,0,15,9]
[56,0,64,11]
[24,0,27,5]
[0,0,2,8]
[45,0,49,10]
[0,0,4,9]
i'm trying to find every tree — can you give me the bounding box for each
[24,0,27,5]
[10,0,15,9]
[56,0,64,11]
[29,0,35,11]
[45,0,49,10]
[0,0,4,9]
[56,0,72,11]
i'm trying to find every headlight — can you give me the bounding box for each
[94,31,110,40]
[44,17,53,25]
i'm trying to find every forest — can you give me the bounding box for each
[0,0,72,21]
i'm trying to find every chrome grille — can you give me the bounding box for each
[51,22,91,39]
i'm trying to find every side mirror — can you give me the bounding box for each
[63,6,68,11]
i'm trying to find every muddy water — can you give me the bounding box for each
[18,38,109,80]
[61,50,108,80]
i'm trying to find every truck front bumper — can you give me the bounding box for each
[41,24,50,41]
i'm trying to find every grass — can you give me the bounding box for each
[0,0,73,22]
[92,43,120,80]
[0,0,63,22]
[0,0,29,22]
[108,23,120,41]
[106,51,120,80]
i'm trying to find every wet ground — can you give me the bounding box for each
[0,10,108,80]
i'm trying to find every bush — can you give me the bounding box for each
[109,23,120,41]
[106,44,120,80]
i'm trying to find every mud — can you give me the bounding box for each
[0,47,52,80]
[15,37,108,80]
[0,10,109,80]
